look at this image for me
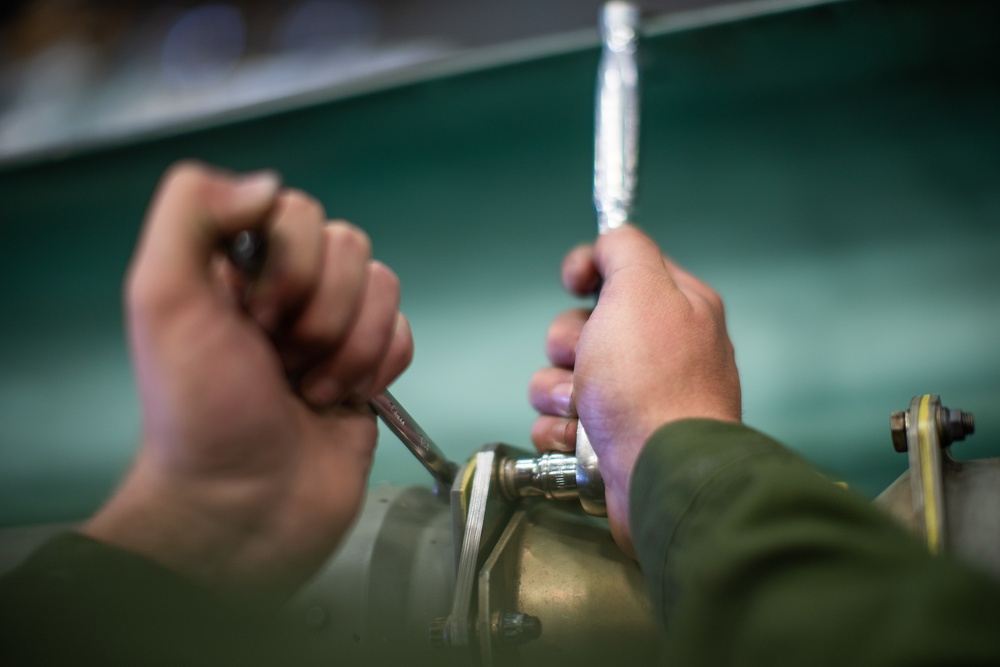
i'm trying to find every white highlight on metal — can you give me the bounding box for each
[594,1,641,233]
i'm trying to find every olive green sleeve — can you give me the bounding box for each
[0,532,281,666]
[629,419,1000,666]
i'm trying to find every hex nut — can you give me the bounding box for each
[939,408,976,446]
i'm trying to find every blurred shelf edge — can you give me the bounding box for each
[0,0,844,171]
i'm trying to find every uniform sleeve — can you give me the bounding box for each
[629,419,1000,666]
[0,532,281,666]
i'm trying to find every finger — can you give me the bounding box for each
[299,261,400,406]
[530,415,577,453]
[130,162,281,309]
[284,222,372,371]
[561,244,601,296]
[593,225,678,288]
[528,366,575,417]
[242,190,326,331]
[545,308,589,368]
[366,313,415,399]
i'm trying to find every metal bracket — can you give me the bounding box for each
[431,444,522,651]
[888,394,976,554]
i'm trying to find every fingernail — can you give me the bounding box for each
[551,382,574,416]
[305,376,340,406]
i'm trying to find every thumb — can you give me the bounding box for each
[132,162,281,299]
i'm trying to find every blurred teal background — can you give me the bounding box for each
[1,0,998,526]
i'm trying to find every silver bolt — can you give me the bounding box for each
[891,405,976,452]
[494,611,542,645]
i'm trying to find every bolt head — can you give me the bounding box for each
[495,611,542,645]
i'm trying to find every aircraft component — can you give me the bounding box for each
[876,395,1000,580]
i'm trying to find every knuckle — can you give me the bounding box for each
[703,285,725,311]
[154,162,235,222]
[281,189,326,222]
[698,289,726,324]
[327,222,372,261]
[370,262,400,298]
[163,159,201,181]
[161,160,211,194]
[272,235,319,297]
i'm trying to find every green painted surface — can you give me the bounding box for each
[1,0,998,526]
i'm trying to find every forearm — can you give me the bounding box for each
[630,419,1000,665]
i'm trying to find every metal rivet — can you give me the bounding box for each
[305,606,328,630]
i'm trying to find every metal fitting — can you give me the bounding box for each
[939,408,975,446]
[500,453,579,501]
[890,404,975,452]
[494,611,542,645]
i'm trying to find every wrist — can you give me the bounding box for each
[82,458,272,602]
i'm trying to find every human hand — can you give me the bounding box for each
[83,162,413,604]
[528,225,740,555]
